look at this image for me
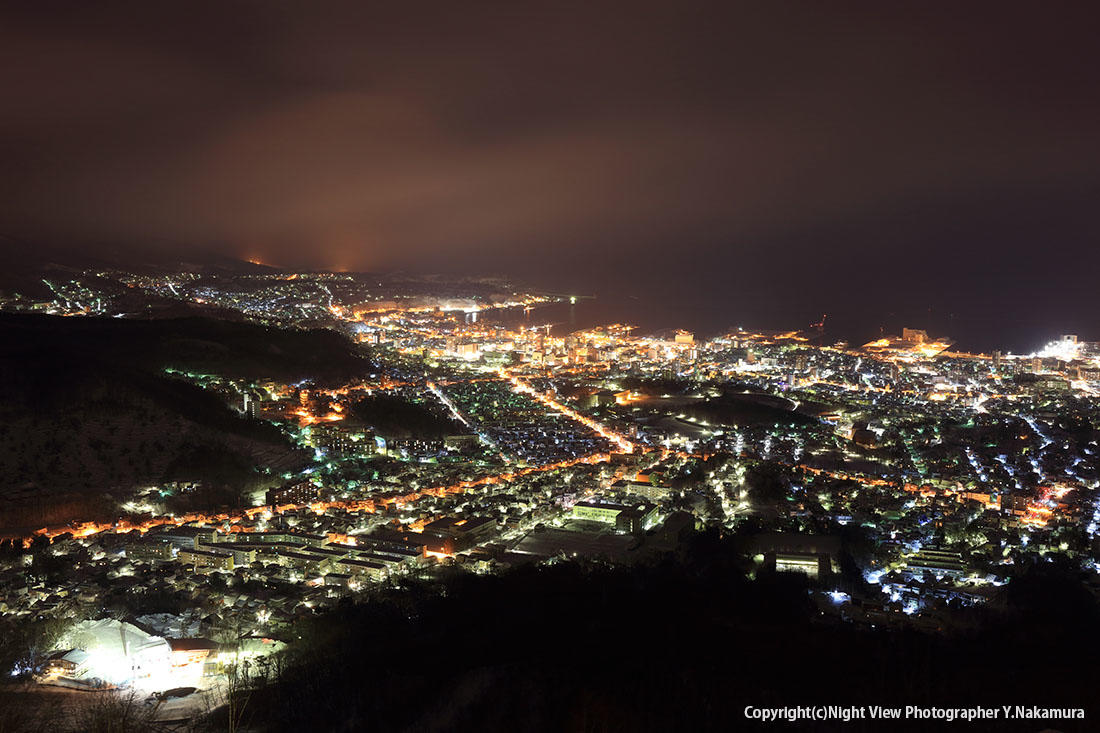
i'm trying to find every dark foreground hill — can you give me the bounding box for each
[229,534,1095,733]
[0,315,372,527]
[0,535,1093,732]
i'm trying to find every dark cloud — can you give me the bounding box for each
[1,1,1098,342]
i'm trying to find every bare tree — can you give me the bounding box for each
[69,690,158,733]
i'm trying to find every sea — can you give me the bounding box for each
[483,291,1085,356]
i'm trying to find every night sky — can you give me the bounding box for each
[2,2,1098,349]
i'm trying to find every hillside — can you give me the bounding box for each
[0,313,372,383]
[0,236,280,301]
[0,315,372,527]
[351,393,463,438]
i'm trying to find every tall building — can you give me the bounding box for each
[267,479,321,506]
[902,328,928,344]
